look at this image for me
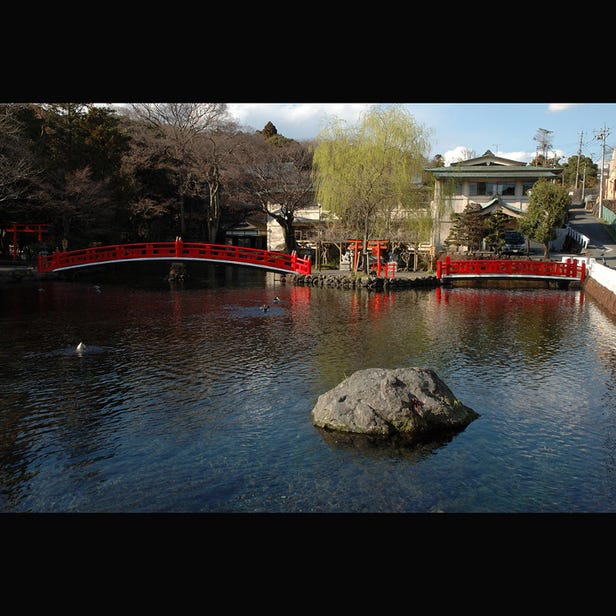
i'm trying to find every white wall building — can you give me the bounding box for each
[266,204,321,255]
[425,150,564,252]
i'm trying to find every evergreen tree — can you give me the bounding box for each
[561,154,598,189]
[446,203,488,252]
[519,179,571,258]
[483,210,509,254]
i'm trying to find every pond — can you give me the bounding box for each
[2,263,616,512]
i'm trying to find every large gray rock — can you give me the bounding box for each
[311,367,479,439]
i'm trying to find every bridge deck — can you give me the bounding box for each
[436,257,586,283]
[37,241,312,276]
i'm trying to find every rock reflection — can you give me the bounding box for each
[314,425,459,461]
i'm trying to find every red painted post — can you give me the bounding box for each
[581,262,586,281]
[445,255,451,276]
[352,242,360,272]
[291,250,297,271]
[436,259,442,279]
[11,227,18,259]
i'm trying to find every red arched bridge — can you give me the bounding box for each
[436,256,586,283]
[37,240,312,275]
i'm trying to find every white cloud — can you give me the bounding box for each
[548,103,581,113]
[227,103,372,140]
[442,146,477,166]
[443,148,540,166]
[499,150,534,163]
[500,150,567,164]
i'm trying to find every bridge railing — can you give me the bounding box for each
[436,256,586,281]
[566,226,590,251]
[38,241,312,275]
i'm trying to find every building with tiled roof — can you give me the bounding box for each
[425,149,564,252]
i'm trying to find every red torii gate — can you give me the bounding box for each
[346,239,389,276]
[3,223,52,259]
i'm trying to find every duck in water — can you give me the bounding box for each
[260,304,270,312]
[76,342,87,354]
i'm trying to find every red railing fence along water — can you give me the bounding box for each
[37,240,312,275]
[436,256,586,281]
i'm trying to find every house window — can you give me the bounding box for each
[469,182,488,196]
[469,182,517,196]
[522,182,534,196]
[500,183,515,196]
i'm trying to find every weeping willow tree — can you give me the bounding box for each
[311,105,431,273]
[389,207,434,271]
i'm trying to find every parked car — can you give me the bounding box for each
[503,231,525,254]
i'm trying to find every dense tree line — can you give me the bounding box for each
[0,103,315,257]
[2,103,590,267]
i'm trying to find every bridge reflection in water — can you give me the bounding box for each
[37,239,312,276]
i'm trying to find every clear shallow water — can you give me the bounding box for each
[2,265,616,512]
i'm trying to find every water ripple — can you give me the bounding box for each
[2,280,616,512]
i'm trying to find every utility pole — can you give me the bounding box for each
[575,130,583,189]
[595,125,611,219]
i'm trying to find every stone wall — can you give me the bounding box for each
[583,262,616,316]
[0,265,38,284]
[290,272,439,290]
[583,277,616,314]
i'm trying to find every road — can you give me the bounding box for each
[562,206,616,265]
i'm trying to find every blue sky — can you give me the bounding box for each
[227,102,616,167]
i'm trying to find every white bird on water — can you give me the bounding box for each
[76,342,87,353]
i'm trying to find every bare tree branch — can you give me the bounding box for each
[0,104,41,208]
[234,135,314,252]
[126,103,237,236]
